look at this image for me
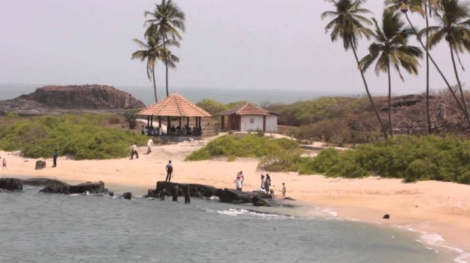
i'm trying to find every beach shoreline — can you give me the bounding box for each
[1,145,470,260]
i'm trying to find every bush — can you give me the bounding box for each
[0,114,147,160]
[185,134,300,161]
[196,99,228,115]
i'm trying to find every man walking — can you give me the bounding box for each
[147,138,154,154]
[52,150,58,168]
[2,158,6,170]
[131,143,139,159]
[165,160,173,182]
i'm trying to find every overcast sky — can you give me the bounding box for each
[1,0,469,95]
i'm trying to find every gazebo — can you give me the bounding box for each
[138,93,212,142]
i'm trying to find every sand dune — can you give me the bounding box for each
[1,142,469,252]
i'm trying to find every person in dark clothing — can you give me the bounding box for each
[166,160,173,182]
[52,150,58,168]
[265,174,271,194]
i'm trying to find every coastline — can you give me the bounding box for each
[1,145,470,260]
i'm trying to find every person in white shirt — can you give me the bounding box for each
[131,143,139,159]
[147,139,154,154]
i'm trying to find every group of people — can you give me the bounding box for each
[234,172,287,198]
[141,125,201,137]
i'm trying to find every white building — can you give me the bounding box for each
[218,102,279,133]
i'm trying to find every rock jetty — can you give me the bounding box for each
[146,181,295,208]
[39,181,111,195]
[0,85,145,116]
[0,178,23,191]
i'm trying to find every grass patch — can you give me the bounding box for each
[184,134,299,161]
[258,135,470,184]
[0,114,149,160]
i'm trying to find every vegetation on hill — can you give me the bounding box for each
[184,134,299,161]
[0,114,148,160]
[259,135,470,185]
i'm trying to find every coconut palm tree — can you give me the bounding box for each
[418,0,470,130]
[131,36,179,102]
[384,0,469,133]
[144,0,185,97]
[322,0,388,139]
[359,9,423,136]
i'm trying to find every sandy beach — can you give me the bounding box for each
[1,141,470,254]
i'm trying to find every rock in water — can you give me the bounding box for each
[122,192,132,200]
[22,178,67,187]
[383,214,390,219]
[35,160,46,170]
[0,178,23,191]
[40,181,107,195]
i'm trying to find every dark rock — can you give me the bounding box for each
[40,181,106,194]
[284,197,296,201]
[383,214,390,219]
[253,196,277,207]
[22,177,67,187]
[155,181,218,198]
[35,160,46,170]
[109,191,114,197]
[122,192,132,200]
[0,85,145,116]
[0,178,23,191]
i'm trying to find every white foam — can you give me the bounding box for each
[322,208,338,217]
[68,194,79,196]
[214,208,294,220]
[208,196,220,201]
[395,224,470,263]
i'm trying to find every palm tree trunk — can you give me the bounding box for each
[350,40,388,139]
[425,3,431,134]
[163,35,170,97]
[152,66,158,102]
[404,13,469,125]
[449,42,470,130]
[387,63,393,137]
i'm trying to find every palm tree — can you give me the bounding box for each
[144,0,185,97]
[384,0,469,133]
[131,36,162,102]
[131,36,179,102]
[322,0,388,139]
[418,0,470,130]
[359,9,423,137]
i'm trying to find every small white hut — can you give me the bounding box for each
[218,102,279,133]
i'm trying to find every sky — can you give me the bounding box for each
[0,0,469,96]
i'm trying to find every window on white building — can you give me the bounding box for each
[250,118,254,123]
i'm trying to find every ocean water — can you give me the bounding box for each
[0,83,360,106]
[0,186,456,263]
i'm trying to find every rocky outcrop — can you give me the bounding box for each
[22,178,67,187]
[39,181,109,195]
[0,178,23,191]
[35,160,46,170]
[122,192,132,200]
[147,181,295,208]
[0,85,146,116]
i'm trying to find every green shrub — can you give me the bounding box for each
[0,114,147,160]
[185,134,300,161]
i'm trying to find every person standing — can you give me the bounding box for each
[165,160,173,182]
[260,174,266,191]
[265,174,271,194]
[239,171,244,190]
[131,143,139,159]
[234,172,241,190]
[2,158,6,170]
[282,182,286,197]
[52,150,58,168]
[147,138,154,154]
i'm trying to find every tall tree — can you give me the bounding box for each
[131,36,179,102]
[145,0,185,97]
[384,0,469,133]
[360,9,423,137]
[418,0,470,130]
[322,0,388,139]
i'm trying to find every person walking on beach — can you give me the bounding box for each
[165,160,173,182]
[235,172,242,190]
[2,158,6,170]
[282,182,286,197]
[131,143,139,159]
[146,138,154,154]
[270,185,276,198]
[265,174,271,194]
[52,150,58,168]
[260,174,266,191]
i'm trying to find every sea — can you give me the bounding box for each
[0,185,466,263]
[0,83,365,106]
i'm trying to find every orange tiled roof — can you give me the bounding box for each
[218,102,270,116]
[138,93,212,117]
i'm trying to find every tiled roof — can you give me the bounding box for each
[218,102,270,116]
[138,93,212,117]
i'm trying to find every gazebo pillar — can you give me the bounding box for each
[150,116,154,127]
[263,116,266,132]
[167,117,171,134]
[179,117,182,135]
[147,116,150,127]
[186,117,189,127]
